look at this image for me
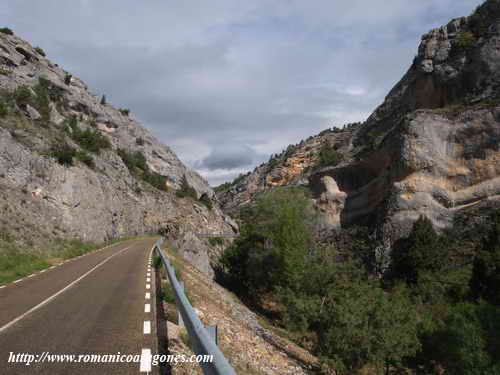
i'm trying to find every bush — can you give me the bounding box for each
[315,143,343,168]
[209,237,225,247]
[219,187,314,294]
[14,85,33,107]
[51,143,76,166]
[34,46,46,57]
[119,108,130,116]
[64,74,72,85]
[117,148,168,191]
[0,102,8,118]
[75,150,94,168]
[456,31,476,49]
[470,210,500,306]
[176,175,198,199]
[417,302,500,375]
[0,27,13,35]
[199,195,213,210]
[66,116,111,154]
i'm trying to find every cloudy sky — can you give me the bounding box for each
[1,0,482,185]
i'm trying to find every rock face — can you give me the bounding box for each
[0,31,236,275]
[217,0,500,248]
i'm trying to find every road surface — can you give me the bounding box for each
[0,238,158,374]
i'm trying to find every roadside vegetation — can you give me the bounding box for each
[217,187,500,374]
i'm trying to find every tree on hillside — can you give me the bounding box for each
[470,210,500,306]
[388,215,444,286]
[219,187,314,294]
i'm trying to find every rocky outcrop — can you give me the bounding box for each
[217,0,500,249]
[0,31,235,275]
[216,127,356,211]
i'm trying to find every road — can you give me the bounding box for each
[0,238,158,374]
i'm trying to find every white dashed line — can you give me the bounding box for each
[0,286,5,289]
[147,273,151,277]
[143,321,151,334]
[139,348,152,373]
[146,284,150,290]
[145,292,150,300]
[39,270,46,273]
[144,304,150,313]
[13,279,23,284]
[146,278,150,283]
[28,274,35,278]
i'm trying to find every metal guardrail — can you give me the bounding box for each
[153,239,237,375]
[194,233,238,238]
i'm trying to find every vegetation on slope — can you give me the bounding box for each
[217,188,500,374]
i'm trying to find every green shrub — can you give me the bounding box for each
[64,74,72,85]
[219,187,314,294]
[162,282,176,304]
[315,143,343,168]
[14,85,33,107]
[153,255,162,269]
[176,175,198,199]
[117,148,167,191]
[0,67,10,76]
[199,195,213,210]
[456,31,476,49]
[34,46,46,57]
[417,302,500,375]
[0,27,13,35]
[75,150,94,168]
[209,237,225,247]
[0,102,8,118]
[119,108,130,116]
[51,143,76,166]
[66,117,111,154]
[470,210,500,306]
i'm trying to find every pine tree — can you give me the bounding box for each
[470,210,500,306]
[389,215,443,285]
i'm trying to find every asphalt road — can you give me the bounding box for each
[0,238,158,374]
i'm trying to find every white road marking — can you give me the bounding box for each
[39,270,46,273]
[147,273,151,277]
[28,274,35,278]
[143,321,151,334]
[146,278,151,283]
[146,284,151,290]
[145,292,150,300]
[0,286,5,289]
[13,279,23,284]
[139,348,152,373]
[0,245,132,335]
[145,304,151,313]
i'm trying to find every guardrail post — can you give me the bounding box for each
[206,325,218,345]
[178,281,185,328]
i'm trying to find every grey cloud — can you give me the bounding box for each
[197,145,267,171]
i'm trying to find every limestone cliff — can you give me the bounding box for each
[0,30,237,275]
[217,0,500,247]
